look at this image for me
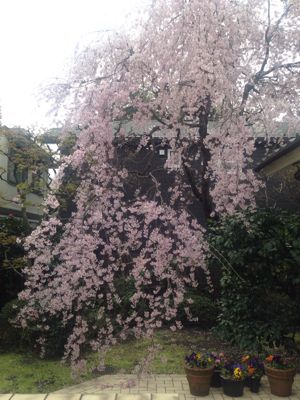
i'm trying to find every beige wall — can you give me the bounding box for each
[257,162,300,211]
[261,147,300,176]
[0,133,47,217]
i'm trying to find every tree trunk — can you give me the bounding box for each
[198,97,212,221]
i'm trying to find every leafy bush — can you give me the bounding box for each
[0,215,31,308]
[0,298,74,356]
[1,276,137,357]
[209,208,300,351]
[113,277,220,329]
[0,299,34,348]
[178,289,219,329]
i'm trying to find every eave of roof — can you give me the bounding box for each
[254,137,300,172]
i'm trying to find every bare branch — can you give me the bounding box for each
[261,61,300,77]
[240,1,295,114]
[257,0,271,77]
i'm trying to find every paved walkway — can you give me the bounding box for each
[0,395,177,400]
[1,374,300,400]
[55,373,300,399]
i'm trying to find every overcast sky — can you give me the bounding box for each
[0,0,150,130]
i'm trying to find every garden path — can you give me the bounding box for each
[1,374,300,400]
[53,373,300,399]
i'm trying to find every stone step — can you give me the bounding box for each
[0,394,179,400]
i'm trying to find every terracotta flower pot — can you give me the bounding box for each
[222,378,244,397]
[264,365,296,397]
[184,365,214,396]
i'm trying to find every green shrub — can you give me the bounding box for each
[1,276,138,358]
[209,208,300,351]
[178,289,219,329]
[0,215,31,308]
[0,298,74,356]
[0,299,34,348]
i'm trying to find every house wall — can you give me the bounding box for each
[0,134,46,219]
[257,163,300,211]
[116,137,300,220]
[253,139,300,211]
[115,138,206,223]
[262,147,300,176]
[251,139,300,212]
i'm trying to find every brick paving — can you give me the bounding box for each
[0,396,176,400]
[53,373,300,399]
[1,374,300,400]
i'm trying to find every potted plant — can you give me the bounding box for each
[184,352,215,396]
[264,354,296,397]
[221,359,247,397]
[242,355,264,393]
[210,352,225,388]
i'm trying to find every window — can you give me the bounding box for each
[31,171,44,195]
[167,149,181,169]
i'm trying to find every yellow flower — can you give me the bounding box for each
[234,367,242,379]
[195,353,201,360]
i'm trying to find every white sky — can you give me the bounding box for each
[0,0,150,130]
